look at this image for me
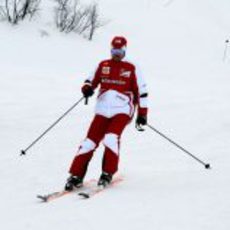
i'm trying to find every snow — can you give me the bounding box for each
[1,0,230,229]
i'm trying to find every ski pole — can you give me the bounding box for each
[223,39,229,62]
[20,96,85,156]
[147,124,211,169]
[85,97,89,105]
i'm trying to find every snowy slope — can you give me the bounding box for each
[1,0,230,230]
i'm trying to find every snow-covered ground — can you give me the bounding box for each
[1,0,230,229]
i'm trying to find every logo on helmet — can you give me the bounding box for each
[111,36,127,49]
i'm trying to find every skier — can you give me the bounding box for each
[65,36,148,190]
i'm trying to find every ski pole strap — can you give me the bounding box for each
[135,123,145,132]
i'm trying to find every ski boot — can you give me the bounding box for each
[98,172,112,187]
[65,175,83,191]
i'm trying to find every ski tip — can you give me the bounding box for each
[37,195,48,202]
[205,164,211,169]
[78,192,90,199]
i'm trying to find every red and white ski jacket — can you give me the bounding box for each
[84,59,148,118]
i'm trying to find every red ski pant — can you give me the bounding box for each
[69,114,130,178]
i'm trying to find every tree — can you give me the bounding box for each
[54,0,103,40]
[0,0,40,24]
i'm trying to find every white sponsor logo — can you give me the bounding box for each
[101,79,126,85]
[120,70,131,78]
[102,66,110,75]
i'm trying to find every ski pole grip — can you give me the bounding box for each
[85,97,89,105]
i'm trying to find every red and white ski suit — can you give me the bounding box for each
[69,59,148,178]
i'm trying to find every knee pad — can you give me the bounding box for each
[78,138,96,154]
[103,133,119,155]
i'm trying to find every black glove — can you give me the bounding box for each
[136,115,147,126]
[81,84,94,98]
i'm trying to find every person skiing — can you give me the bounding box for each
[65,36,148,190]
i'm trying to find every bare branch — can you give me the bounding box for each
[54,0,104,40]
[0,0,40,24]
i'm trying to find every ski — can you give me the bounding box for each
[78,176,123,199]
[37,178,96,202]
